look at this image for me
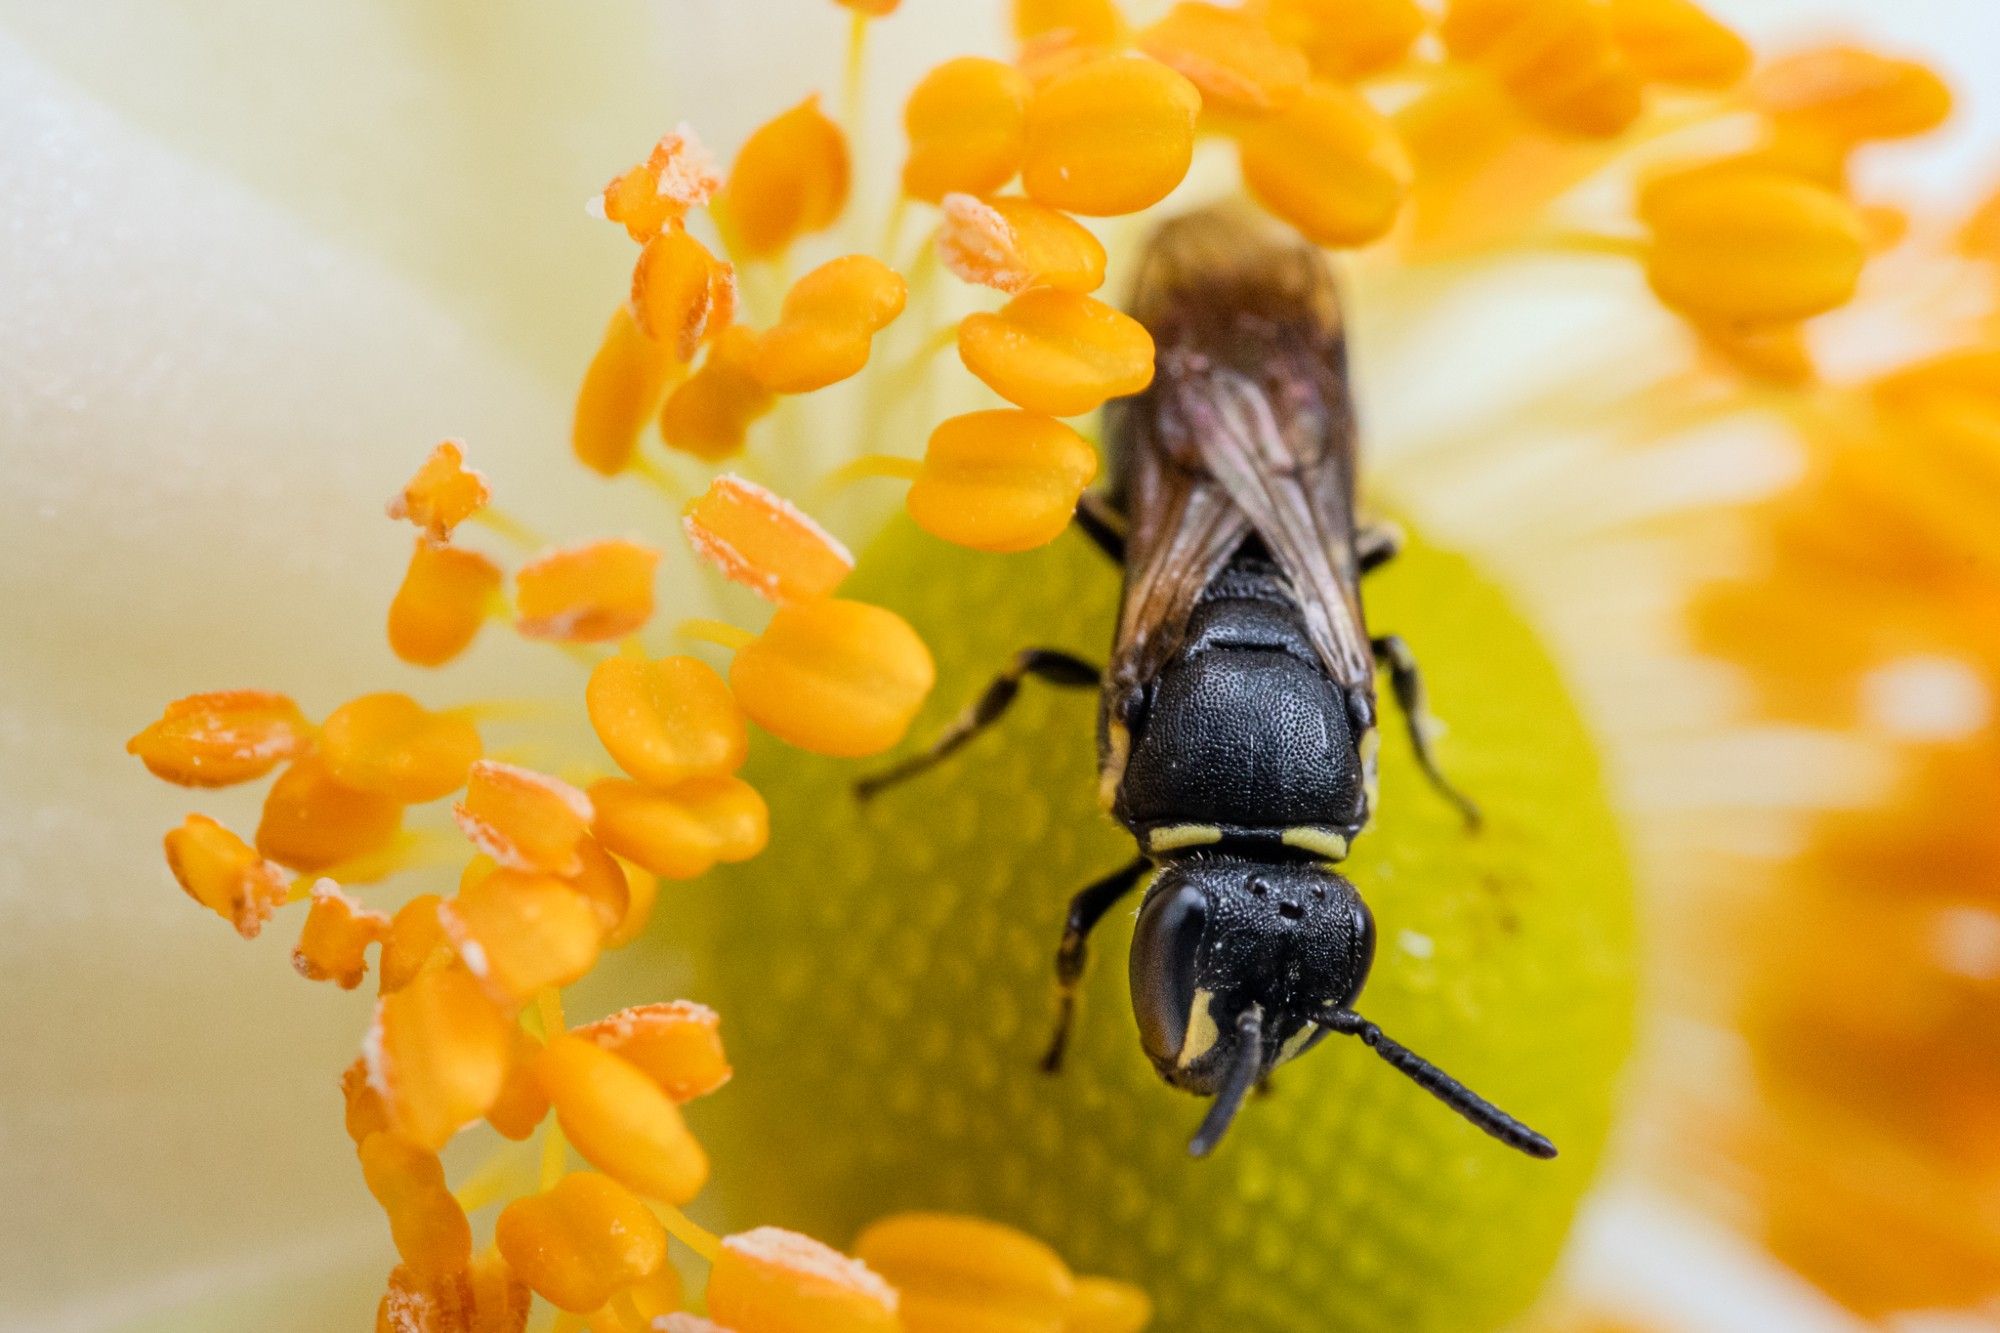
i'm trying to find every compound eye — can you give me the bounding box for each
[1129,882,1207,1069]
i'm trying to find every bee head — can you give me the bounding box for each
[1128,855,1374,1099]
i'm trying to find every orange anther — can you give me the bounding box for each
[163,813,289,938]
[602,855,659,950]
[1606,0,1750,90]
[708,1228,899,1333]
[1137,2,1308,113]
[684,475,855,604]
[938,194,1106,295]
[659,327,776,462]
[367,962,512,1151]
[390,538,503,667]
[1237,80,1411,246]
[377,1254,532,1333]
[293,880,391,989]
[388,440,491,541]
[855,1212,1074,1330]
[1022,56,1200,217]
[631,227,734,362]
[720,96,851,260]
[128,690,312,788]
[359,1130,474,1283]
[902,57,1031,203]
[730,599,935,757]
[495,1172,667,1314]
[380,893,452,995]
[839,0,901,13]
[907,409,1099,553]
[567,835,636,939]
[1753,45,1953,145]
[486,1023,551,1140]
[598,124,722,243]
[587,653,748,789]
[753,255,909,394]
[256,753,404,875]
[454,760,595,876]
[1065,1277,1154,1332]
[575,1000,732,1103]
[1261,0,1426,82]
[588,776,769,879]
[958,289,1154,416]
[537,1035,710,1204]
[322,693,483,804]
[514,539,660,643]
[343,1058,392,1145]
[575,303,682,477]
[1013,0,1127,47]
[439,869,603,1009]
[1641,166,1868,324]
[1440,0,1643,138]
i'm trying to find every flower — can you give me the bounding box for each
[6,1,1993,1330]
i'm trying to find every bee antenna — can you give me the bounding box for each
[1318,1009,1558,1160]
[1188,1005,1265,1158]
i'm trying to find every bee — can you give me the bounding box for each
[860,207,1554,1160]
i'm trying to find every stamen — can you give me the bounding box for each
[901,57,1031,203]
[956,288,1155,416]
[128,690,312,788]
[162,814,291,939]
[1234,81,1413,247]
[257,753,405,875]
[574,303,682,477]
[907,409,1100,552]
[937,193,1107,295]
[1021,55,1201,217]
[387,439,491,541]
[1137,2,1310,113]
[586,653,748,790]
[752,254,909,394]
[538,1035,711,1204]
[727,599,936,757]
[494,1172,670,1313]
[389,538,504,667]
[573,1000,733,1103]
[514,540,661,644]
[717,96,852,260]
[708,1228,900,1333]
[683,474,855,603]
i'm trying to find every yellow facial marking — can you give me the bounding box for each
[1360,724,1381,813]
[1281,827,1350,861]
[1097,720,1130,812]
[1177,988,1219,1069]
[1276,1025,1317,1068]
[1148,824,1223,853]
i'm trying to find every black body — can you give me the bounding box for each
[859,207,1554,1161]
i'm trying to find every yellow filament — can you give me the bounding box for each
[467,505,549,552]
[652,1202,725,1264]
[819,453,924,496]
[677,618,758,652]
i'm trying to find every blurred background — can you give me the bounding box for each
[3,1,1998,1329]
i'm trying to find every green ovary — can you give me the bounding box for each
[672,516,1636,1332]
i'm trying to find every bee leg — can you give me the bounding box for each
[1357,521,1403,575]
[1040,857,1150,1074]
[854,649,1102,801]
[1372,634,1483,831]
[1073,491,1127,564]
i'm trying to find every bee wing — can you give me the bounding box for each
[1111,438,1253,690]
[1170,362,1375,690]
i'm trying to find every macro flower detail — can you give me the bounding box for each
[87,0,1993,1328]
